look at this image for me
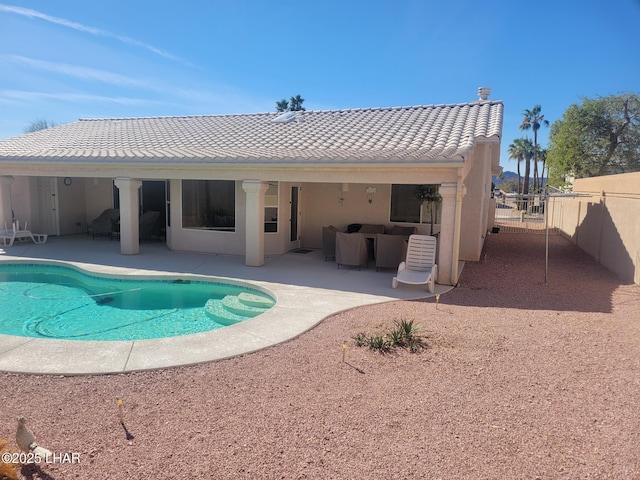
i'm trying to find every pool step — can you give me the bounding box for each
[205,299,247,326]
[222,295,271,317]
[205,293,273,326]
[238,292,275,309]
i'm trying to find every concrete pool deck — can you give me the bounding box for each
[0,235,452,375]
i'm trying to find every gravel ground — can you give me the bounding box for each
[1,233,639,480]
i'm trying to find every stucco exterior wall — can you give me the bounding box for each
[550,172,640,284]
[459,144,493,261]
[300,182,431,250]
[9,176,33,229]
[84,178,115,225]
[57,177,88,234]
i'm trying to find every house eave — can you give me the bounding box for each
[0,156,466,177]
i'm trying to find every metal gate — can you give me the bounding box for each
[493,188,594,284]
[494,192,558,235]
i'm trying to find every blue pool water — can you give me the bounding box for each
[0,263,275,341]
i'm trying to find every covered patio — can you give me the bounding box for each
[0,92,504,289]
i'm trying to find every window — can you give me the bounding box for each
[181,180,235,231]
[264,182,278,233]
[390,184,441,224]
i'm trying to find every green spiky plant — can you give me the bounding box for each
[394,318,419,341]
[352,332,368,347]
[351,319,425,354]
[386,327,406,347]
[366,335,392,353]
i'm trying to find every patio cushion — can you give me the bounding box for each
[91,209,120,238]
[374,233,408,270]
[335,232,368,269]
[389,225,417,236]
[322,225,340,261]
[139,211,161,239]
[359,224,385,235]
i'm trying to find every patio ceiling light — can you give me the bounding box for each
[366,186,376,204]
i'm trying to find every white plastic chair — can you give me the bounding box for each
[392,234,438,292]
[6,220,48,245]
[0,222,17,247]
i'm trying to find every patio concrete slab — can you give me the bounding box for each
[0,337,132,375]
[124,328,275,372]
[0,235,452,375]
[0,334,32,356]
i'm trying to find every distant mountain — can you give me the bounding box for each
[493,171,546,189]
[493,171,518,183]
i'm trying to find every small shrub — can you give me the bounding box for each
[352,319,425,354]
[367,335,392,353]
[395,318,419,340]
[405,336,426,353]
[352,332,368,347]
[386,327,406,347]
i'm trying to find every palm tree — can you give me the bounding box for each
[508,138,534,196]
[537,146,548,189]
[289,94,305,111]
[275,94,306,112]
[509,143,522,194]
[519,105,549,194]
[275,99,289,112]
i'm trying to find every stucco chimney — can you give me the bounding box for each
[477,87,491,101]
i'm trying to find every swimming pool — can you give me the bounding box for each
[0,263,275,341]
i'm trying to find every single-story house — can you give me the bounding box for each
[0,88,503,286]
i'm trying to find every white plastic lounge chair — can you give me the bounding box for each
[0,222,16,247]
[0,232,14,246]
[7,221,48,245]
[392,234,437,292]
[30,232,48,244]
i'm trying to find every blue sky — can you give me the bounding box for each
[1,0,639,170]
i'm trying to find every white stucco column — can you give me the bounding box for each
[0,176,14,229]
[242,180,268,267]
[114,178,142,255]
[438,181,466,285]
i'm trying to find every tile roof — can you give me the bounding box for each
[0,101,502,164]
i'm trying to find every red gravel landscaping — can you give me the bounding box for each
[1,233,639,479]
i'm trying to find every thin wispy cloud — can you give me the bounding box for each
[1,54,155,89]
[0,54,231,106]
[0,86,266,114]
[0,89,165,107]
[0,3,196,67]
[0,54,168,92]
